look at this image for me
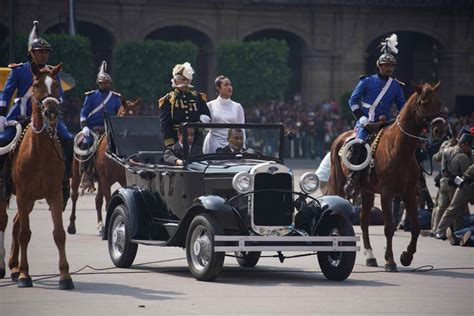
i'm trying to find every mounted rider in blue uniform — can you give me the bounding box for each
[344,33,406,197]
[0,21,74,201]
[78,61,121,191]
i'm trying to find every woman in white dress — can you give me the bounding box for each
[203,75,245,153]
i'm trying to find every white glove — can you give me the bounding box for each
[358,116,369,127]
[0,116,6,133]
[82,126,90,137]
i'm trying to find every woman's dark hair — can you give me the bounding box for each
[214,75,229,94]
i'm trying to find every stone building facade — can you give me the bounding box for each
[1,0,473,113]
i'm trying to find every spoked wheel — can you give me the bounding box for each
[108,205,138,268]
[186,214,225,281]
[317,215,356,281]
[235,251,261,268]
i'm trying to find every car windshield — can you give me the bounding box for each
[179,123,284,161]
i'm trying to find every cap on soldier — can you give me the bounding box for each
[97,61,112,83]
[458,133,472,145]
[172,62,194,81]
[377,33,398,65]
[28,21,52,54]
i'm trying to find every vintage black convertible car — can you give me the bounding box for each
[103,117,359,281]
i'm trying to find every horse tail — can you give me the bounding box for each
[326,132,348,197]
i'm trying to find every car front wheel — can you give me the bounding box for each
[186,214,225,281]
[317,215,356,281]
[108,204,138,268]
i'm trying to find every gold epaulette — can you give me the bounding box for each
[164,138,175,147]
[159,93,171,108]
[394,78,405,86]
[84,90,95,95]
[8,63,23,69]
[112,91,121,97]
[198,92,207,102]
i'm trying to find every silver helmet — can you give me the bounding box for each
[96,61,112,84]
[28,21,52,57]
[377,33,398,66]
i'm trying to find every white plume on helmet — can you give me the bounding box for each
[380,33,398,55]
[172,62,194,81]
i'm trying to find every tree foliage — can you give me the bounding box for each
[216,40,291,104]
[114,40,198,103]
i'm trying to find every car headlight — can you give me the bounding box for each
[232,172,253,194]
[299,172,319,194]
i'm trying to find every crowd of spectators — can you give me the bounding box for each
[245,96,352,160]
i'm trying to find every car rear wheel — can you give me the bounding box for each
[108,204,138,268]
[317,215,356,281]
[186,214,225,281]
[235,252,261,267]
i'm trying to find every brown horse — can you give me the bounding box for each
[328,82,443,272]
[0,63,74,289]
[67,98,141,235]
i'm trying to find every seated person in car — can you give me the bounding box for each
[216,128,246,153]
[163,127,202,166]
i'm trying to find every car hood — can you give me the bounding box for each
[186,159,270,174]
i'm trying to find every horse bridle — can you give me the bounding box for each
[31,94,61,135]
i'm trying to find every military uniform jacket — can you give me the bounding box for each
[80,89,122,129]
[159,89,211,147]
[1,62,64,117]
[348,74,405,122]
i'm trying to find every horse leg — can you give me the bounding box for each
[380,192,397,272]
[360,191,377,267]
[15,197,34,287]
[68,159,80,235]
[46,194,74,290]
[400,191,420,267]
[95,184,104,236]
[0,200,7,279]
[8,212,19,281]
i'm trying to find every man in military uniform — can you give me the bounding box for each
[345,34,405,197]
[79,61,122,191]
[159,62,210,148]
[433,132,472,240]
[0,21,73,202]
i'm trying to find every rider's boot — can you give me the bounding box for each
[343,144,365,199]
[61,138,74,210]
[79,142,95,193]
[0,155,10,200]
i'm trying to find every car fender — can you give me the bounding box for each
[313,195,355,233]
[103,185,154,240]
[165,195,246,247]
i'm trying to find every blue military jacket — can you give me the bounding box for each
[80,89,122,129]
[348,74,405,122]
[0,62,64,116]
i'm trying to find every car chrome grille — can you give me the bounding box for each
[253,173,293,226]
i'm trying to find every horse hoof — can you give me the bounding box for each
[11,272,19,282]
[67,225,76,235]
[400,251,413,267]
[59,278,74,290]
[18,277,33,288]
[0,268,5,279]
[366,258,378,267]
[384,263,398,272]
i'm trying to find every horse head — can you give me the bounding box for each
[412,81,444,139]
[118,97,142,117]
[30,62,62,133]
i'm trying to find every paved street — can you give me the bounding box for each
[0,160,473,315]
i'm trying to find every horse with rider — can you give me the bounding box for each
[327,33,446,271]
